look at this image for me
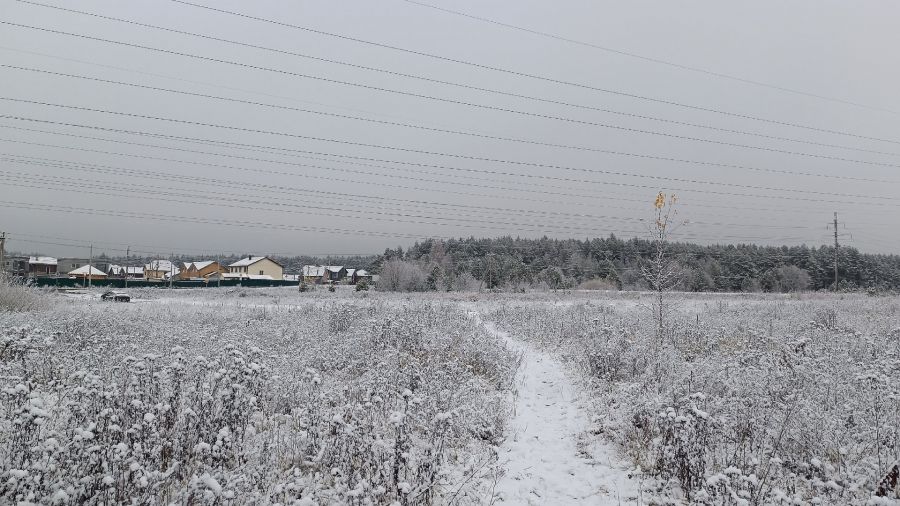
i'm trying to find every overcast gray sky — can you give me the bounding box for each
[2,0,899,258]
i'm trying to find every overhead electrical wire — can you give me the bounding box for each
[4,21,900,168]
[0,117,891,220]
[0,125,841,219]
[398,0,899,115]
[2,99,896,205]
[1,154,819,232]
[162,0,900,145]
[0,200,451,241]
[4,64,899,186]
[1,29,898,159]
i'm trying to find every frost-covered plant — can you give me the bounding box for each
[0,293,515,504]
[491,293,900,504]
[0,275,48,312]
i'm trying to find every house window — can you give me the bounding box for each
[259,270,264,275]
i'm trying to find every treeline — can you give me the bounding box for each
[375,236,900,292]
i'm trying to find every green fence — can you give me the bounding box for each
[30,277,300,289]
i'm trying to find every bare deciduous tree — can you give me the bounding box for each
[641,192,682,344]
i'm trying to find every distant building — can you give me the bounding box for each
[352,269,373,285]
[3,256,29,278]
[28,257,58,277]
[301,265,326,284]
[68,264,108,281]
[123,266,144,279]
[302,265,360,284]
[145,260,178,280]
[228,256,283,280]
[57,258,89,275]
[177,260,225,280]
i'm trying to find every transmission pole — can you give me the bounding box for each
[833,212,839,291]
[0,231,6,278]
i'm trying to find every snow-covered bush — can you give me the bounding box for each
[0,292,515,504]
[0,276,48,312]
[491,293,900,504]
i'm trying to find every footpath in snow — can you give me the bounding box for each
[482,320,640,505]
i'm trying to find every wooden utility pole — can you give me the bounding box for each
[89,243,93,289]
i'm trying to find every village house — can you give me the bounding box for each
[325,266,347,283]
[176,261,225,280]
[144,260,178,280]
[28,257,58,277]
[123,266,144,279]
[3,256,29,277]
[227,256,283,280]
[57,258,89,275]
[301,265,326,284]
[351,269,373,285]
[68,264,108,281]
[301,265,368,284]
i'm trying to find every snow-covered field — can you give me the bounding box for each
[1,286,898,504]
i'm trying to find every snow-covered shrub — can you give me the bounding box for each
[491,293,900,504]
[0,276,48,312]
[0,292,515,504]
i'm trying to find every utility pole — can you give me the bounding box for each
[833,212,839,292]
[124,246,129,289]
[169,253,174,289]
[0,231,6,278]
[89,243,93,289]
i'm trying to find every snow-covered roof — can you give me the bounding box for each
[124,266,144,274]
[230,256,262,267]
[302,265,326,277]
[346,268,356,277]
[248,274,274,280]
[326,266,344,273]
[145,260,176,272]
[222,272,246,279]
[192,260,216,270]
[68,265,107,276]
[356,269,370,277]
[106,264,123,274]
[29,256,57,266]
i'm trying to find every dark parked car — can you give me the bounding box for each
[101,291,131,302]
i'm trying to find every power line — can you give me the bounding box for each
[3,39,899,160]
[10,164,819,242]
[3,100,897,205]
[4,64,899,186]
[0,168,643,237]
[0,200,450,241]
[397,0,900,115]
[0,21,897,167]
[5,23,899,167]
[0,125,844,220]
[3,231,380,258]
[0,118,890,224]
[1,154,820,232]
[161,0,900,146]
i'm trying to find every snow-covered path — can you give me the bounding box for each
[482,321,639,505]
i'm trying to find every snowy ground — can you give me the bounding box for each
[4,286,899,504]
[480,318,639,505]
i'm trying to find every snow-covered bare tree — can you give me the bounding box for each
[641,192,682,344]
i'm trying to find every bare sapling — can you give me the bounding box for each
[641,192,681,346]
